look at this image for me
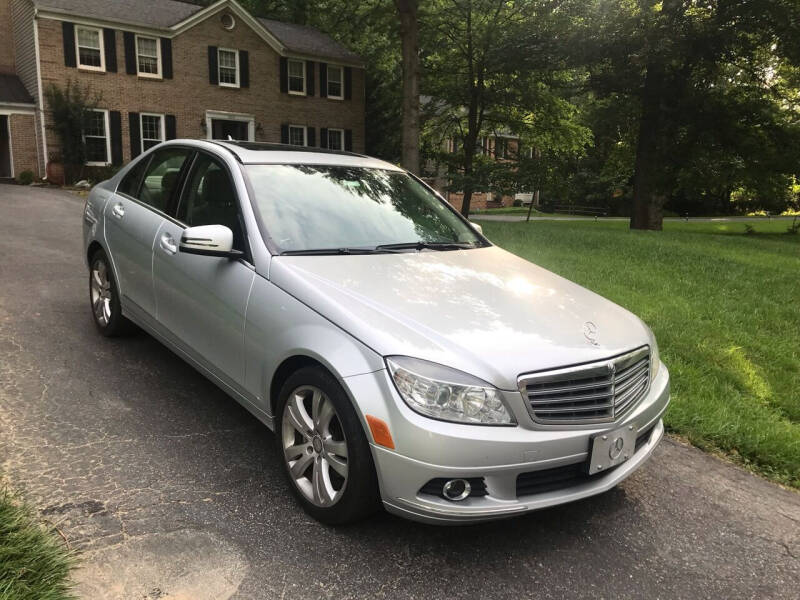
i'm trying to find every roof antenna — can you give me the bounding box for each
[227,135,234,141]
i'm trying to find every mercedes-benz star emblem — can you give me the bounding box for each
[609,437,625,460]
[583,321,598,345]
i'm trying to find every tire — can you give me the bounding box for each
[276,366,380,525]
[89,249,135,337]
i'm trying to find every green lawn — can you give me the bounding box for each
[0,487,74,600]
[482,218,800,488]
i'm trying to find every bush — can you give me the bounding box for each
[17,170,34,185]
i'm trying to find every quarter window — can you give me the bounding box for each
[76,26,104,70]
[218,49,239,87]
[136,36,161,77]
[288,125,307,146]
[140,114,165,153]
[327,128,343,151]
[327,65,343,99]
[83,109,110,165]
[288,59,305,94]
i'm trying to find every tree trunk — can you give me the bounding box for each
[395,0,420,174]
[631,59,666,231]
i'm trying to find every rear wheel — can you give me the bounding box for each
[276,366,380,524]
[89,249,134,336]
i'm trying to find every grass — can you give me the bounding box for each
[471,206,548,215]
[482,218,800,488]
[0,486,74,600]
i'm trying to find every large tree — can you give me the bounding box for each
[395,0,421,173]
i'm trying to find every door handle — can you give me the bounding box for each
[159,232,178,255]
[111,203,125,219]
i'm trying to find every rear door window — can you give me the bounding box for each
[137,148,192,213]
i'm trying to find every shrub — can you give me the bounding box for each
[17,170,34,185]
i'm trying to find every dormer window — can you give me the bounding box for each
[218,48,239,87]
[136,35,161,77]
[288,59,306,95]
[76,25,104,71]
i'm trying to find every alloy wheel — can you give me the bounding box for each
[281,385,349,507]
[90,259,112,327]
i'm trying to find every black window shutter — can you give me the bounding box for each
[307,127,316,147]
[279,57,288,93]
[103,29,117,72]
[208,46,218,85]
[319,62,327,98]
[110,111,122,165]
[123,32,136,74]
[280,124,289,144]
[306,61,315,96]
[239,50,249,88]
[344,129,353,151]
[344,67,352,100]
[320,127,328,149]
[161,38,173,79]
[63,22,76,67]
[165,115,176,140]
[129,112,141,158]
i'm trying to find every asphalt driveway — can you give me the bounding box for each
[1,183,798,599]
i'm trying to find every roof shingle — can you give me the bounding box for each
[0,74,35,105]
[258,18,362,65]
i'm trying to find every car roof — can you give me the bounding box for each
[207,140,404,170]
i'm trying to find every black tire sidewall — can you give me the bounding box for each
[89,249,129,337]
[275,366,380,525]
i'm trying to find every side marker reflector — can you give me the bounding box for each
[366,415,395,449]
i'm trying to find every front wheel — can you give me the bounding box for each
[276,366,380,525]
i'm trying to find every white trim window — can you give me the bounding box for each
[140,113,165,152]
[136,35,161,77]
[288,59,306,95]
[327,128,344,151]
[327,65,343,99]
[288,125,307,146]
[83,109,110,165]
[218,48,239,87]
[76,25,104,71]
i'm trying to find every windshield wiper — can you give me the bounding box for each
[375,241,476,252]
[280,247,390,256]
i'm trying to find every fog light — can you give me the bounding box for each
[442,478,471,501]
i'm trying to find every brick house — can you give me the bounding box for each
[0,0,365,181]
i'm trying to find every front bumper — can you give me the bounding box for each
[345,361,670,525]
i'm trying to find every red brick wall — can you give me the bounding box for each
[9,112,38,177]
[446,191,515,212]
[37,12,365,164]
[0,0,15,74]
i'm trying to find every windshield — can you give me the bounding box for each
[245,165,485,253]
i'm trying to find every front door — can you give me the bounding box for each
[152,151,254,385]
[105,147,192,319]
[0,116,11,178]
[211,118,249,141]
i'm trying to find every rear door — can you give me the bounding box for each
[152,151,255,386]
[104,148,192,320]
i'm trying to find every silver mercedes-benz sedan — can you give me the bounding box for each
[83,140,670,525]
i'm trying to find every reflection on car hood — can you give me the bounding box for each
[270,246,649,390]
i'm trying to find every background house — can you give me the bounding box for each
[0,0,365,181]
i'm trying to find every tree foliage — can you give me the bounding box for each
[44,80,100,183]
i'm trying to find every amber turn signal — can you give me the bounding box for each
[366,415,395,449]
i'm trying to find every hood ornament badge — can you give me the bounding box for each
[583,321,599,346]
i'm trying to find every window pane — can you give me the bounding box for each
[288,60,304,77]
[219,50,236,68]
[288,60,304,92]
[84,111,106,137]
[328,80,342,97]
[141,115,162,142]
[245,165,482,253]
[138,55,158,73]
[178,154,245,250]
[220,67,237,84]
[137,37,157,57]
[84,137,107,162]
[289,127,305,146]
[77,28,100,49]
[328,130,342,151]
[79,48,101,67]
[118,155,151,198]
[218,50,237,84]
[138,148,190,211]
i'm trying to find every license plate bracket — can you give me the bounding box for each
[588,424,637,474]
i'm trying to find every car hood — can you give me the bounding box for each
[269,246,650,390]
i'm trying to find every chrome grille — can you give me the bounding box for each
[518,347,650,424]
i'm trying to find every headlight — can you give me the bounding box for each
[386,356,516,425]
[645,324,661,382]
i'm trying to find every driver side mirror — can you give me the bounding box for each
[180,224,242,258]
[470,221,483,235]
